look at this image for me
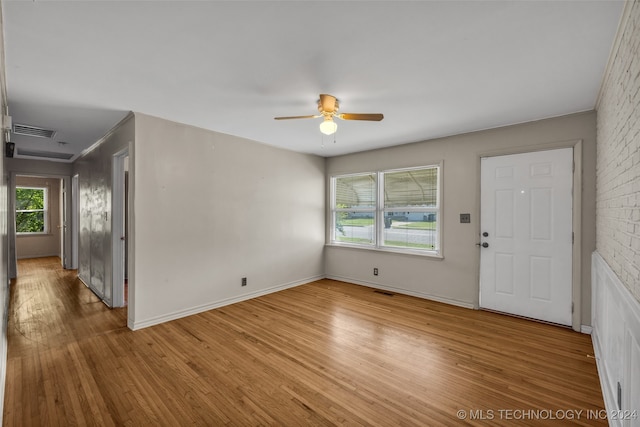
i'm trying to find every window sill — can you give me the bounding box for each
[17,233,51,237]
[325,242,444,259]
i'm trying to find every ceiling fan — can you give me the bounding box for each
[275,94,383,135]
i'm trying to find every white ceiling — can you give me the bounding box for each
[2,0,625,161]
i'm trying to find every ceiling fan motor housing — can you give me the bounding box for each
[318,97,339,116]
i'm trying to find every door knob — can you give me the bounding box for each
[476,242,489,248]
[482,232,489,237]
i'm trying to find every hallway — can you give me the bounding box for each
[3,257,127,425]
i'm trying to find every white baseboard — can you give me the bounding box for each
[16,253,60,260]
[131,275,325,330]
[325,274,476,310]
[77,275,89,288]
[591,251,640,427]
[581,325,593,335]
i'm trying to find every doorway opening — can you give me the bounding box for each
[12,174,71,277]
[479,148,575,327]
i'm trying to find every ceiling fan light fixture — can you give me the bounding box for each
[319,117,337,135]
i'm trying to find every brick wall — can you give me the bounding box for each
[596,0,640,302]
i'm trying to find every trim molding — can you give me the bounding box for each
[76,112,134,162]
[131,275,325,330]
[581,325,593,335]
[591,251,640,427]
[325,274,476,310]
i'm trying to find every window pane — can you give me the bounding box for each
[384,168,437,208]
[16,188,45,210]
[383,212,437,250]
[334,211,375,245]
[335,174,376,209]
[16,211,45,233]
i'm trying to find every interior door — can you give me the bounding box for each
[479,148,573,326]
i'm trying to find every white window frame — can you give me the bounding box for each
[330,163,442,257]
[16,186,49,235]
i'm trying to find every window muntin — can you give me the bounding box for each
[331,165,441,255]
[16,187,48,234]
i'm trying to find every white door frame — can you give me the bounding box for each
[477,140,583,332]
[111,149,128,308]
[71,174,79,269]
[60,178,66,268]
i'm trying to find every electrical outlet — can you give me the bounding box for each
[374,268,379,276]
[241,277,247,287]
[460,213,471,223]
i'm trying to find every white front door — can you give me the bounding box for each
[479,148,573,326]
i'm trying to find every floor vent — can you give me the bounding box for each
[16,148,73,160]
[13,123,56,139]
[374,290,395,296]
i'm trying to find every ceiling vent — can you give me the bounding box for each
[16,148,73,160]
[13,123,56,139]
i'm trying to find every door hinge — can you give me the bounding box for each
[572,161,575,173]
[572,302,574,314]
[572,232,574,244]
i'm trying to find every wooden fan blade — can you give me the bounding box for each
[274,115,319,120]
[338,113,384,121]
[319,94,337,113]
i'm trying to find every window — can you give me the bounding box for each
[16,187,48,234]
[331,165,441,255]
[333,173,376,245]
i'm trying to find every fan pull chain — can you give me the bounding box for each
[319,131,337,149]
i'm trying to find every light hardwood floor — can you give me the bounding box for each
[4,257,606,426]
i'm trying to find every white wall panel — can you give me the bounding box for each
[628,333,640,427]
[592,251,640,427]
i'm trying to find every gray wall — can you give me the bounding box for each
[15,175,61,259]
[5,158,73,176]
[131,113,325,329]
[73,114,133,306]
[326,112,597,327]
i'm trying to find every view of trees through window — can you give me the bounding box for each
[16,187,47,233]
